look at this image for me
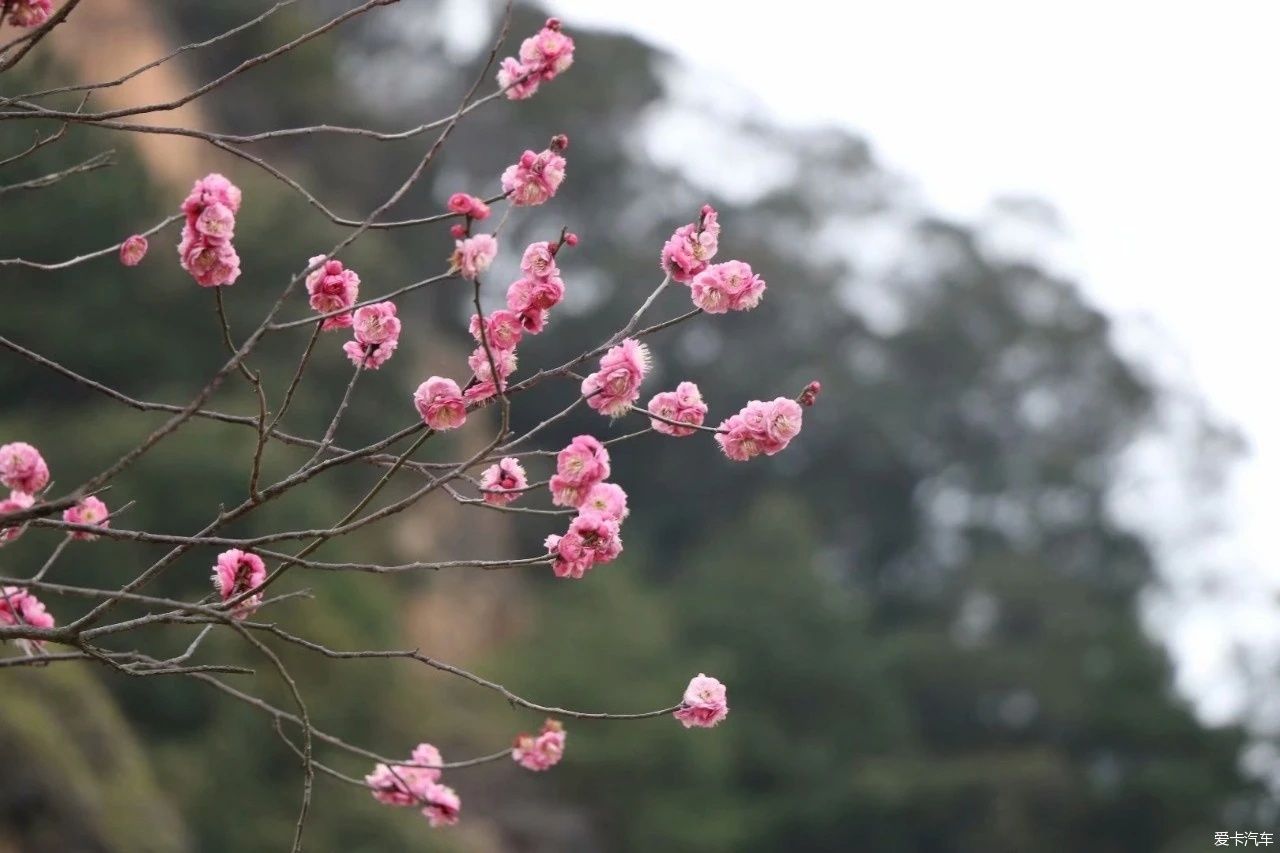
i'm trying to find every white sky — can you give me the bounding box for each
[546,0,1280,726]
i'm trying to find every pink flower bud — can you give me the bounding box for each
[799,380,822,407]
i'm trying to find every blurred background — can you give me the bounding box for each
[1,1,1277,850]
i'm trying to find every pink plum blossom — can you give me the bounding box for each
[498,57,541,100]
[62,496,110,541]
[413,377,467,431]
[305,256,360,330]
[581,338,651,417]
[661,204,721,283]
[501,142,567,207]
[674,674,729,729]
[546,511,622,579]
[211,549,267,619]
[520,241,559,279]
[479,458,528,506]
[452,233,498,280]
[512,719,566,771]
[421,783,461,827]
[715,398,804,462]
[343,301,401,368]
[582,482,628,522]
[343,339,397,370]
[497,18,574,99]
[648,381,709,437]
[0,442,48,494]
[518,19,575,82]
[0,491,34,545]
[7,0,51,27]
[0,585,54,654]
[463,344,519,404]
[690,260,766,314]
[447,193,490,220]
[119,234,149,266]
[178,173,243,287]
[470,309,524,351]
[799,380,822,407]
[506,274,565,332]
[548,435,610,508]
[365,742,444,808]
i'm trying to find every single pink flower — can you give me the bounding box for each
[571,510,623,565]
[479,458,528,506]
[62,496,110,541]
[520,241,559,279]
[470,309,524,351]
[799,380,822,407]
[194,201,236,242]
[451,233,498,280]
[506,274,565,333]
[421,783,461,827]
[674,674,729,729]
[0,442,48,494]
[351,301,401,347]
[648,381,708,437]
[7,0,51,27]
[545,530,591,579]
[410,742,444,783]
[513,719,566,771]
[343,339,397,370]
[501,145,567,207]
[119,234,149,267]
[413,377,467,431]
[0,491,34,545]
[183,173,242,216]
[211,549,267,620]
[518,18,575,81]
[581,338,652,417]
[497,57,541,100]
[549,435,610,508]
[582,482,628,522]
[305,256,360,331]
[660,205,721,283]
[0,585,54,654]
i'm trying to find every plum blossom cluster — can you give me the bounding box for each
[512,719,566,771]
[0,586,54,655]
[545,436,628,579]
[582,339,652,417]
[647,381,709,437]
[211,549,267,620]
[178,173,242,287]
[366,743,461,828]
[502,135,568,207]
[662,206,766,313]
[479,457,528,507]
[5,0,50,27]
[343,301,401,370]
[437,233,575,414]
[661,204,720,283]
[715,398,804,462]
[0,441,49,547]
[674,674,730,729]
[506,238,567,333]
[497,18,575,101]
[306,256,361,330]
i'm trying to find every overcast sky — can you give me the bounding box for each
[541,0,1280,726]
